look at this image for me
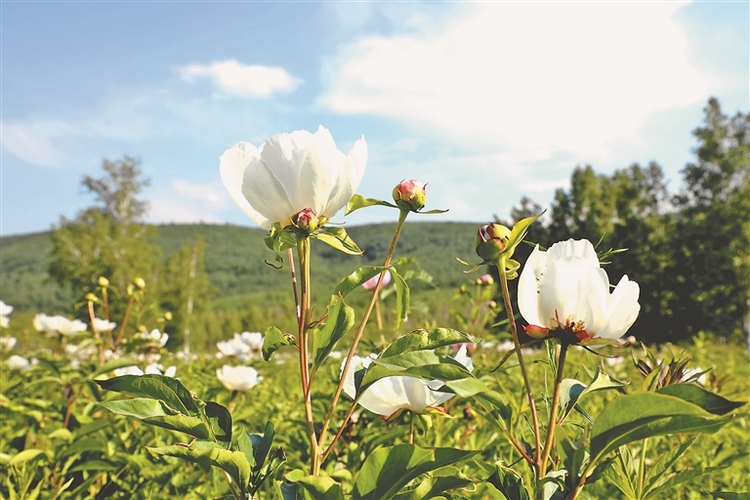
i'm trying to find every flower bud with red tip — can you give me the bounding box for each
[475,223,511,261]
[392,179,427,212]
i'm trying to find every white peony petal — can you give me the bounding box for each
[323,136,367,219]
[220,142,271,228]
[518,245,545,327]
[243,157,296,228]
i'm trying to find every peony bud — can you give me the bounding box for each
[134,277,146,289]
[475,223,511,261]
[392,179,427,212]
[291,208,319,234]
[85,293,99,303]
[164,311,173,321]
[98,276,110,287]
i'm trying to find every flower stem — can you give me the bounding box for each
[408,412,415,445]
[539,341,568,478]
[497,256,542,469]
[318,209,409,460]
[296,237,319,475]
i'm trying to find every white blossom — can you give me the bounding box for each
[518,239,640,342]
[220,126,367,229]
[216,365,263,391]
[341,346,473,418]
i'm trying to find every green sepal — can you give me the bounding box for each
[504,212,544,259]
[264,223,298,268]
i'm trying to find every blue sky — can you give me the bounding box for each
[1,1,747,236]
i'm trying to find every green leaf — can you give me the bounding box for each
[645,467,724,499]
[417,208,449,215]
[251,421,276,475]
[703,492,750,500]
[353,444,478,500]
[486,464,530,500]
[95,374,199,416]
[504,212,543,258]
[359,352,473,395]
[314,227,363,255]
[148,443,251,493]
[264,223,298,267]
[237,430,255,469]
[657,383,746,415]
[285,470,345,500]
[8,449,47,466]
[345,194,398,214]
[391,467,472,500]
[333,266,385,297]
[560,367,627,422]
[312,295,356,373]
[379,328,476,359]
[99,398,210,439]
[643,438,694,493]
[204,401,232,447]
[589,392,735,463]
[390,267,410,329]
[262,326,296,361]
[89,357,142,379]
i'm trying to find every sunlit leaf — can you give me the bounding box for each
[312,295,355,373]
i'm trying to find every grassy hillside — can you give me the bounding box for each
[1,221,484,314]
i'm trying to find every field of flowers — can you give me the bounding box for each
[2,125,749,499]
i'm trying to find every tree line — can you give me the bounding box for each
[48,98,749,345]
[500,98,749,343]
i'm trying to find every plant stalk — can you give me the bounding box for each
[497,255,542,469]
[296,238,320,475]
[539,341,568,478]
[318,209,409,459]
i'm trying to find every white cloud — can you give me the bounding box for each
[318,2,713,164]
[145,178,232,225]
[2,122,72,166]
[180,60,303,98]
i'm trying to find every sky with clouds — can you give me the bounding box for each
[1,1,747,236]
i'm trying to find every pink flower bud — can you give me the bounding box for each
[292,208,318,233]
[362,270,392,291]
[475,223,511,261]
[392,179,427,212]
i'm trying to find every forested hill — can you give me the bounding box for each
[0,221,481,313]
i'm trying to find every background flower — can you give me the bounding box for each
[220,126,367,229]
[342,346,473,418]
[216,365,263,391]
[518,238,640,341]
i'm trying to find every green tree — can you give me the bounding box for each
[159,236,214,351]
[49,156,161,315]
[669,98,750,342]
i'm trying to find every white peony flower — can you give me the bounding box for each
[33,314,87,337]
[216,365,263,391]
[342,346,474,418]
[114,365,144,377]
[0,336,17,352]
[216,331,264,362]
[140,329,169,348]
[92,318,117,332]
[0,301,13,328]
[6,354,31,371]
[220,126,367,229]
[518,239,640,343]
